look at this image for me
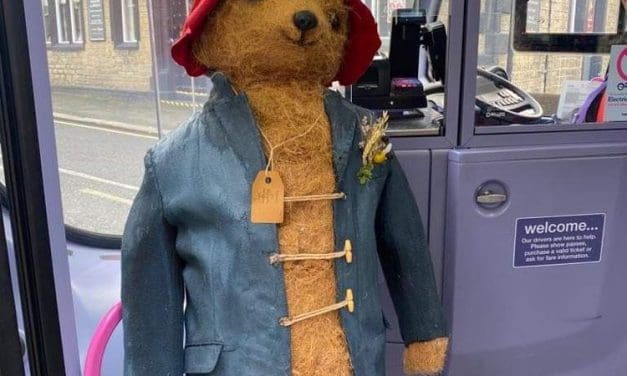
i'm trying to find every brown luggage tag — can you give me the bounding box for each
[251,170,285,223]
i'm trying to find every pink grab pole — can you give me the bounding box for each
[84,302,123,376]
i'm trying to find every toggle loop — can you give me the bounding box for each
[269,240,353,265]
[279,289,355,327]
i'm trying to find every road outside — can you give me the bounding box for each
[53,87,208,235]
[2,86,208,236]
[55,121,155,235]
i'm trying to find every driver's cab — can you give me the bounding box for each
[350,2,627,375]
[349,0,627,144]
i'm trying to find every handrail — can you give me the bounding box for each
[84,302,123,376]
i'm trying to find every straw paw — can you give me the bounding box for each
[403,337,449,375]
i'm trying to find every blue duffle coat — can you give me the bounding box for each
[122,73,446,375]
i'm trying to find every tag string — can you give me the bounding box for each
[284,192,346,202]
[257,115,323,176]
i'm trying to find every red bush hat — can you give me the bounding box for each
[171,0,381,86]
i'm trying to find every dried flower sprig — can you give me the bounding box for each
[357,112,392,185]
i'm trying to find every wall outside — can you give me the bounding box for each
[46,0,153,93]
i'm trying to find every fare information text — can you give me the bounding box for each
[514,214,605,268]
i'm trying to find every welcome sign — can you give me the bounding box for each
[513,214,605,268]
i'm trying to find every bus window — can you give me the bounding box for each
[475,0,626,126]
[42,0,206,236]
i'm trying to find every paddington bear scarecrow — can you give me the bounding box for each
[122,0,449,375]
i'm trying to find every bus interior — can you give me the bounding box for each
[1,0,627,375]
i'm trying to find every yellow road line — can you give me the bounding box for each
[160,99,203,109]
[80,188,133,206]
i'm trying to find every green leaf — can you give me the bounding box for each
[357,164,374,185]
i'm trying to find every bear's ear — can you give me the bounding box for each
[333,0,381,86]
[172,0,222,77]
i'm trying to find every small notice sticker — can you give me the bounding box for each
[513,214,605,268]
[605,45,627,121]
[251,170,284,224]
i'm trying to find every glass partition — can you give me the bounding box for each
[349,0,452,137]
[475,0,627,127]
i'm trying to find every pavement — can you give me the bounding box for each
[51,87,207,136]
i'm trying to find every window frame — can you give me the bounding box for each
[459,0,627,148]
[43,0,84,49]
[111,0,140,49]
[42,0,52,44]
[121,0,138,43]
[512,0,627,53]
[69,0,83,44]
[53,0,68,44]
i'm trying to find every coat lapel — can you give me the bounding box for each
[209,74,358,186]
[325,91,358,187]
[209,73,267,182]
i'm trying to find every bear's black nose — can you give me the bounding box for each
[293,11,318,32]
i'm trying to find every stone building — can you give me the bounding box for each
[43,0,191,94]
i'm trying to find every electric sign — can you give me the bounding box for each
[605,45,627,121]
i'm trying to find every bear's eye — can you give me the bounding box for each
[330,13,341,31]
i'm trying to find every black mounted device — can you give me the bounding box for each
[349,8,447,119]
[351,7,546,126]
